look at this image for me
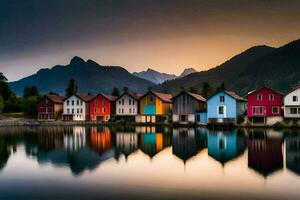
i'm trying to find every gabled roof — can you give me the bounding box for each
[39,94,64,104]
[247,86,284,96]
[63,94,95,102]
[89,93,118,102]
[115,91,142,101]
[207,90,246,102]
[140,91,172,103]
[172,90,206,102]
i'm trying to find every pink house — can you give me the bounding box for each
[247,87,284,125]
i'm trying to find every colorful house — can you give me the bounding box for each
[207,90,247,124]
[284,86,300,119]
[115,92,140,116]
[247,87,283,125]
[89,94,117,122]
[62,94,94,121]
[136,91,172,123]
[172,91,206,124]
[37,94,64,121]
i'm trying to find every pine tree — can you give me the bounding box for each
[111,87,120,96]
[65,78,78,96]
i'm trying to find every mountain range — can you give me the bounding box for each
[9,57,155,96]
[153,39,300,95]
[133,68,197,84]
[8,38,300,96]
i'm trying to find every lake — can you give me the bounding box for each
[0,126,299,200]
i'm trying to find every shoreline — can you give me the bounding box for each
[0,117,297,129]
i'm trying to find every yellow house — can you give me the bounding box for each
[136,91,172,123]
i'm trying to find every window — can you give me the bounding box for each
[220,96,225,102]
[149,95,154,103]
[119,108,121,113]
[122,108,124,114]
[77,100,79,105]
[218,106,224,114]
[133,108,135,113]
[290,108,298,114]
[77,109,79,114]
[293,96,298,102]
[269,94,274,101]
[67,100,69,106]
[129,99,132,105]
[257,94,263,100]
[80,101,83,105]
[94,108,97,113]
[103,108,106,113]
[67,109,70,114]
[72,100,74,105]
[122,99,124,105]
[133,101,135,105]
[95,100,98,105]
[102,99,106,104]
[183,95,186,103]
[72,109,74,114]
[119,100,121,105]
[253,106,264,115]
[129,108,131,113]
[80,108,83,113]
[272,107,279,114]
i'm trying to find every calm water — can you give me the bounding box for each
[0,126,300,200]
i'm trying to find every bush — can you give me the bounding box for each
[22,96,39,116]
[0,96,4,113]
[273,121,289,129]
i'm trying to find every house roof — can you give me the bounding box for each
[63,94,95,102]
[115,91,142,101]
[247,86,284,96]
[207,90,246,102]
[39,94,64,104]
[141,91,172,103]
[89,93,118,102]
[172,91,206,102]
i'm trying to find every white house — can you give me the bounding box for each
[62,94,93,121]
[116,92,140,116]
[284,87,300,118]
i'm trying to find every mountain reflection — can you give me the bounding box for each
[0,126,300,178]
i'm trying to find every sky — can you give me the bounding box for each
[1,0,300,81]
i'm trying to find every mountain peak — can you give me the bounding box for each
[179,68,197,78]
[70,56,85,65]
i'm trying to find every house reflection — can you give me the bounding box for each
[139,126,171,158]
[286,134,300,175]
[172,128,207,163]
[89,126,112,154]
[248,129,283,177]
[0,135,11,171]
[115,132,138,159]
[207,129,246,165]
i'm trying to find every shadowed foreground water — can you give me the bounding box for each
[0,126,299,200]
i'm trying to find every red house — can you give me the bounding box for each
[37,94,64,121]
[89,94,117,122]
[247,87,284,125]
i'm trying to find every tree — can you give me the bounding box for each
[189,87,198,94]
[22,96,39,116]
[217,83,226,92]
[202,82,211,99]
[0,96,4,113]
[111,88,120,96]
[65,78,78,96]
[23,86,39,98]
[0,81,11,101]
[0,72,7,82]
[123,86,129,92]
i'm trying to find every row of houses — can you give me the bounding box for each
[37,86,300,125]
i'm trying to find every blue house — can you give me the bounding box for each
[207,91,247,124]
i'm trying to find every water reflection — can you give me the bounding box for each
[0,126,299,180]
[247,129,283,177]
